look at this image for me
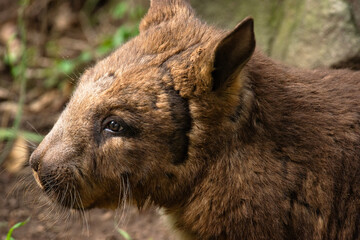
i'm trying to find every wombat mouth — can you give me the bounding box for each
[33,172,84,209]
[43,186,88,210]
[34,171,115,210]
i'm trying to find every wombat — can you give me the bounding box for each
[29,0,360,239]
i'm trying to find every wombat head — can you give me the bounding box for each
[29,0,255,210]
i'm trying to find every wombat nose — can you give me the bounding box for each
[29,152,41,172]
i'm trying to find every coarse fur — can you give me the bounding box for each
[29,0,360,239]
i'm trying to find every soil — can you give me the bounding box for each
[0,167,174,240]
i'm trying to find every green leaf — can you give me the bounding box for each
[0,128,43,143]
[96,37,114,56]
[22,131,44,143]
[116,228,132,240]
[44,75,59,88]
[112,2,128,19]
[4,53,17,66]
[129,6,146,20]
[112,27,127,46]
[57,60,76,75]
[78,51,92,63]
[19,0,30,7]
[11,65,22,79]
[112,26,139,47]
[6,217,30,240]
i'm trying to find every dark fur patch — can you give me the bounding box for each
[166,87,191,165]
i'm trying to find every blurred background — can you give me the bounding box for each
[0,0,360,239]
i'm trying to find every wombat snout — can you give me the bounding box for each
[29,151,44,189]
[29,151,41,172]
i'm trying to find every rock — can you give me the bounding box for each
[191,0,360,69]
[348,0,360,31]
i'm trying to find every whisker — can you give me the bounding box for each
[25,121,43,138]
[75,189,90,235]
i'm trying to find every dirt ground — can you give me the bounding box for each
[0,167,174,240]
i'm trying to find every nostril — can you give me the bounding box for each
[29,152,40,172]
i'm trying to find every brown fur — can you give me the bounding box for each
[29,0,360,239]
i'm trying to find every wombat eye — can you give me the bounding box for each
[102,116,139,137]
[107,120,123,132]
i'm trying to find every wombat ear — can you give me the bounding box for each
[211,17,255,91]
[140,0,194,32]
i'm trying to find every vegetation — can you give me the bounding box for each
[0,0,30,164]
[5,218,30,240]
[117,227,133,240]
